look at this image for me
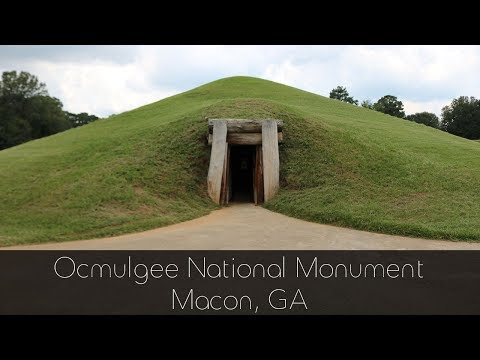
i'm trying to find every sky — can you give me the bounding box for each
[1,45,479,118]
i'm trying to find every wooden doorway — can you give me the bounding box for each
[207,118,282,206]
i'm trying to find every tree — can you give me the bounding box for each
[25,96,71,138]
[405,112,439,129]
[440,96,480,140]
[65,112,99,128]
[373,95,405,118]
[0,70,72,150]
[361,99,374,109]
[0,71,48,98]
[329,86,358,105]
[0,108,32,150]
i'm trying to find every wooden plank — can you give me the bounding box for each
[227,147,232,203]
[262,120,280,202]
[208,132,283,145]
[255,145,264,205]
[229,133,263,145]
[226,145,230,204]
[228,132,283,145]
[208,119,283,133]
[220,144,229,205]
[207,121,227,204]
[253,147,257,205]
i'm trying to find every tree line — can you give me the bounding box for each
[0,71,99,150]
[329,86,480,140]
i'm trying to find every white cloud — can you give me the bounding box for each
[1,45,480,118]
[403,99,450,117]
[19,59,179,116]
[263,60,307,88]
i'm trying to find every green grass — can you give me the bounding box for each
[1,76,480,246]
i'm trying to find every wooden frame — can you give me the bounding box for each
[207,118,282,205]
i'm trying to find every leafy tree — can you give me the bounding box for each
[0,71,48,98]
[65,112,99,128]
[361,99,374,109]
[329,86,358,105]
[25,96,71,138]
[0,108,32,149]
[0,70,73,150]
[373,95,405,118]
[405,112,439,129]
[440,96,480,140]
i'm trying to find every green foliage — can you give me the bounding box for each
[329,86,358,105]
[373,95,406,118]
[0,70,97,150]
[0,71,71,150]
[406,112,439,129]
[0,71,48,98]
[0,95,69,150]
[440,96,480,140]
[26,96,71,138]
[65,112,99,128]
[0,111,32,149]
[1,76,480,245]
[361,99,374,109]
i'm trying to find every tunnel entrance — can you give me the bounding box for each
[229,145,255,203]
[207,119,283,206]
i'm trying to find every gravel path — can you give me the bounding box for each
[4,203,480,250]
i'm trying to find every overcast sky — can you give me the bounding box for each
[1,45,479,118]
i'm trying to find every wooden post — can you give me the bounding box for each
[255,145,264,204]
[220,144,230,205]
[207,121,227,204]
[227,146,232,203]
[262,120,279,202]
[253,148,257,205]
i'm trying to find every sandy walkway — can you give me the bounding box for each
[4,203,480,250]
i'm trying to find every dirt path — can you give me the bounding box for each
[4,203,480,250]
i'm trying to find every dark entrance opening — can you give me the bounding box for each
[229,145,256,203]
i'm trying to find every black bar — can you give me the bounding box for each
[0,251,479,315]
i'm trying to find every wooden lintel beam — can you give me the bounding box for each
[207,132,283,145]
[208,119,283,133]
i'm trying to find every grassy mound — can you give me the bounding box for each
[1,76,480,245]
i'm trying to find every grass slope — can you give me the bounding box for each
[1,76,480,246]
